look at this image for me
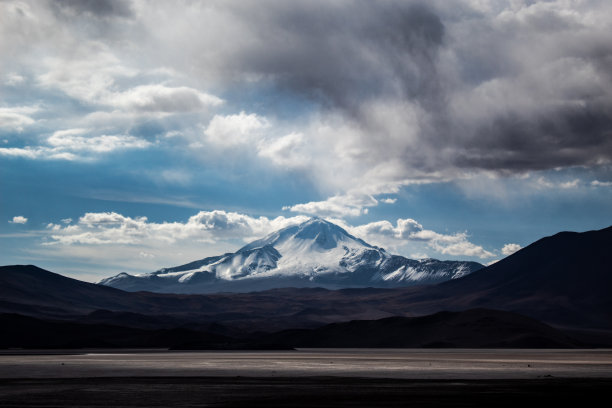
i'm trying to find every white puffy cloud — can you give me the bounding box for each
[39,211,495,275]
[9,216,28,224]
[349,218,495,259]
[46,210,309,246]
[204,112,270,147]
[501,243,522,256]
[350,219,425,240]
[592,180,612,187]
[427,233,495,259]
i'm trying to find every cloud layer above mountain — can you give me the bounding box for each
[2,0,611,203]
[40,211,495,275]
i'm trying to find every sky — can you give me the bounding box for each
[1,0,611,282]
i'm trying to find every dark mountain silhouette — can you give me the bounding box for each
[393,225,612,329]
[259,309,579,348]
[0,265,404,329]
[0,313,246,349]
[0,264,217,318]
[0,308,580,349]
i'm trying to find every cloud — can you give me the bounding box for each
[2,0,612,207]
[4,73,25,86]
[284,194,379,218]
[427,234,495,259]
[220,1,445,114]
[42,211,493,274]
[47,129,151,153]
[501,243,522,256]
[48,129,151,153]
[9,216,28,224]
[38,51,222,115]
[0,146,76,160]
[108,85,223,113]
[592,180,612,187]
[0,129,151,160]
[37,49,137,105]
[204,112,270,147]
[349,218,495,259]
[257,132,307,168]
[132,0,612,185]
[51,0,134,19]
[350,219,423,240]
[0,106,38,131]
[45,210,309,246]
[536,177,582,190]
[559,179,580,189]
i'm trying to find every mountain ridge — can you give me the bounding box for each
[1,224,610,331]
[99,217,483,293]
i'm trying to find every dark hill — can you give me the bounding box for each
[398,226,612,329]
[0,313,238,349]
[260,308,579,348]
[0,308,581,349]
[0,264,220,318]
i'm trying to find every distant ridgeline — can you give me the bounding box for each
[1,224,611,349]
[99,218,483,293]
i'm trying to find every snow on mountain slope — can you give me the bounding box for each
[99,218,483,293]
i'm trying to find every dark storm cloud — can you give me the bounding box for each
[3,0,612,185]
[456,105,612,172]
[203,0,612,177]
[52,0,133,19]
[443,2,612,174]
[227,1,445,113]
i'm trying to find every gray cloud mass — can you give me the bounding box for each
[52,0,134,19]
[230,1,445,113]
[173,0,611,178]
[2,0,611,193]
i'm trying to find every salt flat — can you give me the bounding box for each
[2,349,612,380]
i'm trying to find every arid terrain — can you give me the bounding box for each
[1,349,612,407]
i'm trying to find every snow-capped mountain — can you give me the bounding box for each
[99,218,483,293]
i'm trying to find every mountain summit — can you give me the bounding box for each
[99,218,483,293]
